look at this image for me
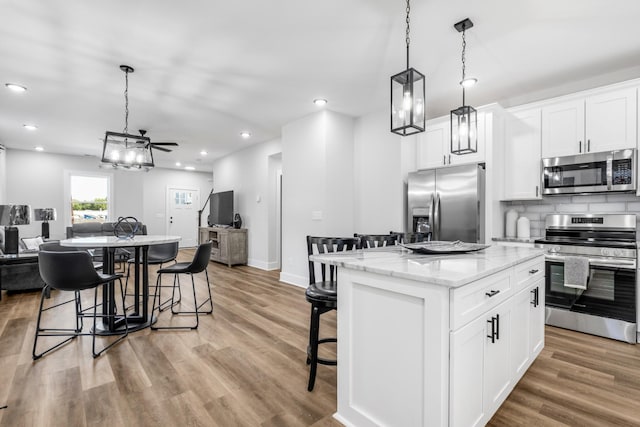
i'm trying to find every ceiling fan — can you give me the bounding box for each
[136,129,179,153]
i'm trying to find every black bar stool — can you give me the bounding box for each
[305,236,359,391]
[33,250,128,359]
[355,233,399,248]
[150,242,213,330]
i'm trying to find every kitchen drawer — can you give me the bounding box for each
[451,271,512,330]
[514,256,544,292]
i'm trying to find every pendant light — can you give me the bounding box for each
[101,65,154,171]
[450,18,477,155]
[390,0,425,136]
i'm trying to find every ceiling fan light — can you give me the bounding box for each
[460,77,477,88]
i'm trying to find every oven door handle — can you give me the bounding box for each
[545,254,636,270]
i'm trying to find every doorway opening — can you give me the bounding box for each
[167,187,200,248]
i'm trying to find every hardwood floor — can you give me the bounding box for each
[1,250,639,426]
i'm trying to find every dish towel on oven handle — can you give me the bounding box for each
[563,256,589,290]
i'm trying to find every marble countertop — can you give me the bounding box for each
[60,235,181,248]
[310,245,544,288]
[492,237,541,243]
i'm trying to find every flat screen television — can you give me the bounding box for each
[208,190,234,227]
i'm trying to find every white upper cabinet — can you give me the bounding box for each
[541,87,637,158]
[417,120,448,169]
[586,87,637,152]
[503,108,542,200]
[417,113,486,170]
[541,99,584,158]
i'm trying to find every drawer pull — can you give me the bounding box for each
[485,290,500,298]
[528,269,539,274]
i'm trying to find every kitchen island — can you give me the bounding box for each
[310,245,545,427]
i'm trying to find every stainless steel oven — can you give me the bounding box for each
[535,214,638,343]
[542,149,636,195]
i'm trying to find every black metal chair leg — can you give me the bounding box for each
[32,285,78,360]
[308,305,320,391]
[92,279,129,358]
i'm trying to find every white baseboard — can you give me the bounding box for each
[279,271,307,288]
[247,258,269,270]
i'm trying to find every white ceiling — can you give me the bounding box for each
[1,0,640,172]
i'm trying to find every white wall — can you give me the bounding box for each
[5,149,210,241]
[280,110,355,287]
[211,138,282,269]
[0,146,6,203]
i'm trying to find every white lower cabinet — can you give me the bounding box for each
[450,275,545,427]
[450,298,512,427]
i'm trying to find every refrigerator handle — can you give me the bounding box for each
[428,193,435,237]
[433,193,441,240]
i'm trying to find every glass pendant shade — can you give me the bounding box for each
[450,105,477,154]
[102,131,154,170]
[391,68,426,136]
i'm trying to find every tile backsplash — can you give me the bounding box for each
[502,193,640,237]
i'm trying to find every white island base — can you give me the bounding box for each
[313,246,545,427]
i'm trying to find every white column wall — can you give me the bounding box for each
[353,109,413,234]
[280,111,355,287]
[211,138,282,269]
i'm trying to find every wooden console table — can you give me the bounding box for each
[198,227,247,267]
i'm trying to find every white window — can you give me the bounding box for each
[64,171,113,225]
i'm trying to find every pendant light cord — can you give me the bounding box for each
[123,70,129,135]
[405,0,410,69]
[461,25,466,106]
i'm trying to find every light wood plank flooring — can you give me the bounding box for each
[1,249,639,426]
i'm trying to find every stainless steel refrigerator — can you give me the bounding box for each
[407,164,485,243]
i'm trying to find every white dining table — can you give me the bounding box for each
[60,235,181,333]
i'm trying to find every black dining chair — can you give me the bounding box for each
[150,242,213,330]
[305,236,359,391]
[355,233,399,248]
[33,250,128,359]
[124,241,179,311]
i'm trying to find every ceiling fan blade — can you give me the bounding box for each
[150,142,179,146]
[153,146,173,153]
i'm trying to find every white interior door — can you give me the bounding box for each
[167,187,200,248]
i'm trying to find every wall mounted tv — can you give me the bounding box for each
[208,190,234,227]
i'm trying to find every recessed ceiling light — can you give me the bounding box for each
[200,150,208,156]
[175,162,182,167]
[34,146,44,152]
[313,98,328,106]
[5,83,27,93]
[185,166,195,171]
[23,124,38,131]
[240,131,251,139]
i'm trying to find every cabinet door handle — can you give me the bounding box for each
[487,317,496,343]
[495,313,500,340]
[443,155,446,165]
[530,288,537,307]
[448,154,451,164]
[485,289,500,298]
[587,139,591,152]
[579,140,582,153]
[535,185,539,198]
[529,269,539,274]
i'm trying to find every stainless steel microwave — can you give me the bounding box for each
[542,149,636,195]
